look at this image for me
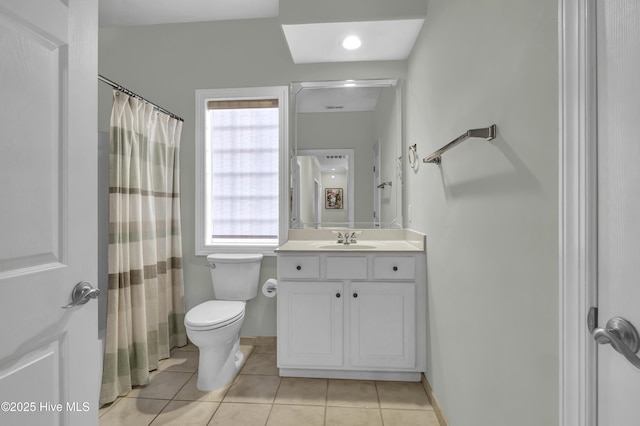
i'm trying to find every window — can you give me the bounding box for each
[195,87,288,254]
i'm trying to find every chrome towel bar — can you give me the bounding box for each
[423,124,497,164]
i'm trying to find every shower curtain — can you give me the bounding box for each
[100,91,187,405]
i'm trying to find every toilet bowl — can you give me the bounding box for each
[184,253,263,391]
[185,300,246,390]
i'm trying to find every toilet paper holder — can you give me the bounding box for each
[262,278,278,298]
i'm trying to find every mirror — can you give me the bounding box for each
[290,79,403,229]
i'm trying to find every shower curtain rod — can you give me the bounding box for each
[98,74,184,122]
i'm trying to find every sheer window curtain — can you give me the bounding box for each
[208,106,279,244]
[100,91,187,405]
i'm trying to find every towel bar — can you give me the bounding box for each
[423,124,497,165]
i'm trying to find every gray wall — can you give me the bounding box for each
[404,0,559,425]
[98,18,406,336]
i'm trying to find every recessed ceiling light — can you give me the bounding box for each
[342,35,361,50]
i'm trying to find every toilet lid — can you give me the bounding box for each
[185,300,245,330]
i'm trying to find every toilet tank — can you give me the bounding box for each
[207,253,263,300]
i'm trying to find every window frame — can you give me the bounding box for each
[195,86,289,255]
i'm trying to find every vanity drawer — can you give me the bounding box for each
[326,256,368,280]
[278,256,320,279]
[373,256,416,280]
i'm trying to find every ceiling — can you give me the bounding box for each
[299,154,350,174]
[98,0,424,64]
[98,0,279,27]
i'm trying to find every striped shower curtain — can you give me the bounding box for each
[100,91,187,405]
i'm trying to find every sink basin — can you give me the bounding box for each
[315,244,378,250]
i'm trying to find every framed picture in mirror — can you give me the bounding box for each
[325,188,343,209]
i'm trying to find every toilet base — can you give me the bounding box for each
[196,338,244,391]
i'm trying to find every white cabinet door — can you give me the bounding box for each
[350,282,416,369]
[0,0,98,425]
[277,281,344,367]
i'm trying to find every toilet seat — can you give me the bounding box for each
[185,300,245,330]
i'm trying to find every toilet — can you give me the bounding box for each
[184,253,263,391]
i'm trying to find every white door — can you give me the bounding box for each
[594,1,640,424]
[0,1,98,425]
[373,141,381,227]
[313,179,321,225]
[291,157,301,227]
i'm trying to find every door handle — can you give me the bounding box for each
[591,316,640,369]
[62,281,100,309]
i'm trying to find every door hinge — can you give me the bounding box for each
[587,306,598,333]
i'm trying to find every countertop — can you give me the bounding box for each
[276,229,426,252]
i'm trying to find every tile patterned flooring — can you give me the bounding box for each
[99,337,440,426]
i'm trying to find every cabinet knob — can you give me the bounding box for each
[336,293,341,298]
[296,265,302,271]
[393,266,398,271]
[353,292,358,298]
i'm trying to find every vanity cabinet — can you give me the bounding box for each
[276,252,426,381]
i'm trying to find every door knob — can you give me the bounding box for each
[62,281,100,309]
[591,316,640,369]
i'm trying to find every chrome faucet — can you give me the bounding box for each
[331,231,345,244]
[348,231,362,244]
[331,230,362,245]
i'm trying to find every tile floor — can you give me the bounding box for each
[99,337,440,426]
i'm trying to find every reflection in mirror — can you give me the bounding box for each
[290,79,402,229]
[292,149,354,229]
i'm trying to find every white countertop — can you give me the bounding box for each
[276,229,425,252]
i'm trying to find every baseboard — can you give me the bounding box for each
[240,336,276,347]
[421,373,449,426]
[280,368,421,382]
